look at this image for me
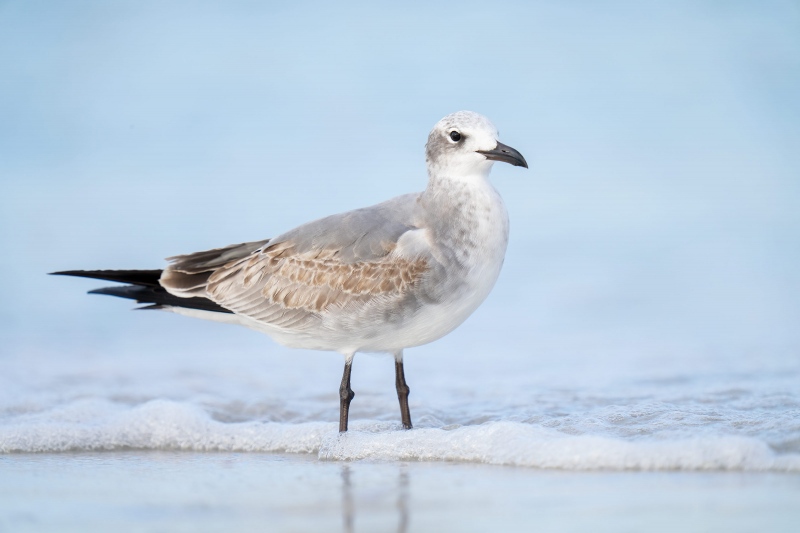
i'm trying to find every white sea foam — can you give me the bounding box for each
[0,399,327,454]
[320,422,800,471]
[2,399,798,472]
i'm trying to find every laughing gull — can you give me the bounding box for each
[53,111,528,432]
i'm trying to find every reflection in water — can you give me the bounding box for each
[342,465,354,533]
[341,464,409,533]
[396,469,409,533]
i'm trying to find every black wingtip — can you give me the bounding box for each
[87,287,119,296]
[50,269,164,288]
[87,284,233,314]
[55,269,231,314]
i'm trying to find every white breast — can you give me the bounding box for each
[358,177,509,352]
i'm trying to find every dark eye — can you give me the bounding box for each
[449,131,462,142]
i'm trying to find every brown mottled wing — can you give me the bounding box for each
[182,194,428,330]
[160,240,269,297]
[204,241,427,330]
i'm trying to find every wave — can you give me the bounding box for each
[1,399,798,472]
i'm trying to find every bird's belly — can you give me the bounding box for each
[378,273,502,350]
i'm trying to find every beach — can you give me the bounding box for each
[3,452,799,532]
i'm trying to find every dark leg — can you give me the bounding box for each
[394,353,412,429]
[339,358,355,432]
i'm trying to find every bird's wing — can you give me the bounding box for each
[162,194,430,330]
[268,193,421,263]
[160,239,269,296]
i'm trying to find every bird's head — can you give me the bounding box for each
[425,111,527,178]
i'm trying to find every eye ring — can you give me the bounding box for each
[449,131,462,142]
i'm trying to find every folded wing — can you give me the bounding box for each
[161,193,429,331]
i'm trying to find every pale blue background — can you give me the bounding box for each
[1,0,799,386]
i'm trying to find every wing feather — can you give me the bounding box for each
[205,241,427,330]
[161,240,269,297]
[160,193,429,332]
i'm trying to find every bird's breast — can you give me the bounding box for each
[413,178,510,329]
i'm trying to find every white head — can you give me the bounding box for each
[425,111,527,179]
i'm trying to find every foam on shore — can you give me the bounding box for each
[2,399,798,472]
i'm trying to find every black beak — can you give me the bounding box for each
[476,142,528,168]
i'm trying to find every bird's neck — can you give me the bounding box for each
[419,169,508,274]
[422,167,496,213]
[419,170,509,256]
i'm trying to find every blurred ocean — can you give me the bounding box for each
[1,0,799,476]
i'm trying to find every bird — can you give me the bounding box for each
[53,111,528,432]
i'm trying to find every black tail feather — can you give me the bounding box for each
[54,269,232,314]
[50,269,164,288]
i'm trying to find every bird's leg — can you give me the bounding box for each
[339,355,355,432]
[394,351,412,430]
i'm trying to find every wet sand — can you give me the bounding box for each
[1,452,798,532]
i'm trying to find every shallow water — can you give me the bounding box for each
[2,334,798,471]
[2,452,799,533]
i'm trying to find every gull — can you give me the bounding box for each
[53,111,528,432]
